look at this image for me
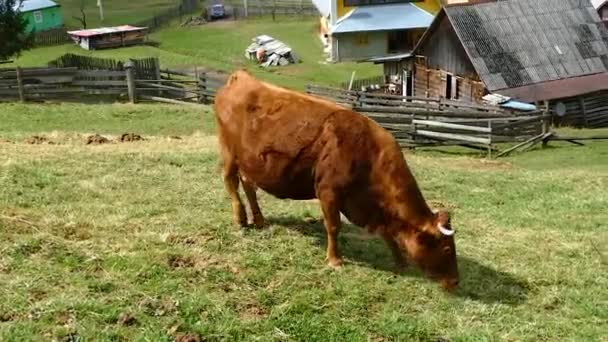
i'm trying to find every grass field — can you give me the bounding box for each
[55,0,181,28]
[1,103,607,341]
[9,18,381,90]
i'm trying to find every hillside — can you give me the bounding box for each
[9,18,382,89]
[55,0,182,28]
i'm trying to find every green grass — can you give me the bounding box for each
[0,103,607,341]
[9,18,381,90]
[55,0,182,28]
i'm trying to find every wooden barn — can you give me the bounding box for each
[67,25,148,51]
[375,0,608,126]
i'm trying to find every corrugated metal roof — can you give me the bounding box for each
[444,0,608,92]
[330,3,434,34]
[13,0,59,12]
[67,25,147,37]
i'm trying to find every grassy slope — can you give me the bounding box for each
[0,103,606,341]
[55,0,181,28]
[9,18,381,90]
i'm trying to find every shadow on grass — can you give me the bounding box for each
[266,215,530,306]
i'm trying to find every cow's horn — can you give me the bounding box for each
[438,225,454,236]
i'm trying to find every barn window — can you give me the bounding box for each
[34,11,43,24]
[355,33,369,46]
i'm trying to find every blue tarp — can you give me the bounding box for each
[331,3,434,34]
[500,100,537,111]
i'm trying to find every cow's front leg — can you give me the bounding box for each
[222,160,247,227]
[240,175,265,228]
[382,233,407,273]
[318,192,343,269]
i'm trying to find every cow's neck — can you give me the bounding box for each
[378,149,435,231]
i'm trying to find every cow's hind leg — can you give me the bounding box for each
[220,148,247,227]
[240,175,265,228]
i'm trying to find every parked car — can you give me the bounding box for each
[208,3,226,20]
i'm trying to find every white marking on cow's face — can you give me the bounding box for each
[438,225,454,236]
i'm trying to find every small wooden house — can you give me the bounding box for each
[311,0,440,62]
[67,25,148,51]
[13,0,64,32]
[379,0,608,111]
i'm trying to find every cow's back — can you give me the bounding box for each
[213,70,348,199]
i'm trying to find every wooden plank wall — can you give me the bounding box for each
[551,90,608,128]
[413,63,485,103]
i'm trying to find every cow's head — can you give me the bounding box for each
[400,210,459,290]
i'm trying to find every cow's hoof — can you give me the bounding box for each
[326,257,343,269]
[253,215,265,229]
[234,215,248,227]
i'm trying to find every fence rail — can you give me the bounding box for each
[306,84,550,156]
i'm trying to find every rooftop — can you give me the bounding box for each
[410,0,608,100]
[13,0,59,12]
[330,3,434,34]
[67,25,148,38]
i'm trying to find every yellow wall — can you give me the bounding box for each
[337,0,353,19]
[414,0,441,14]
[337,0,441,20]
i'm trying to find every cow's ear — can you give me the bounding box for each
[436,210,450,226]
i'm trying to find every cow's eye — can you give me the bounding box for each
[443,246,451,254]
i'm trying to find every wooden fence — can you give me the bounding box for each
[224,0,317,18]
[340,75,386,91]
[306,85,550,156]
[0,63,225,106]
[33,28,71,46]
[49,53,125,70]
[133,0,199,32]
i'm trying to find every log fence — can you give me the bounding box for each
[1,61,605,157]
[305,84,558,156]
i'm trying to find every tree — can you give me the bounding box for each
[0,0,33,61]
[72,0,87,29]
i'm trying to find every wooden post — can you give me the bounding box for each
[541,100,550,147]
[125,60,136,103]
[16,67,25,102]
[194,67,201,103]
[487,120,493,158]
[199,72,208,104]
[579,96,588,127]
[154,58,162,97]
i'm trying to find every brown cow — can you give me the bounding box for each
[213,70,459,290]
